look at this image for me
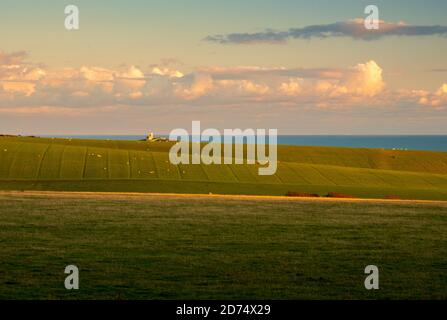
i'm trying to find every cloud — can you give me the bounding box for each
[197,66,344,80]
[174,60,385,106]
[418,83,447,107]
[175,73,214,100]
[0,50,27,65]
[151,67,184,78]
[347,60,385,97]
[0,49,444,113]
[279,78,302,96]
[0,52,46,96]
[204,19,447,44]
[0,105,121,116]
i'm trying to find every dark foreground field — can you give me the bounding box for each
[0,191,446,300]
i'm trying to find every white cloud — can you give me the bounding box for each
[151,67,184,78]
[0,49,444,113]
[279,78,302,96]
[418,83,447,107]
[347,60,385,97]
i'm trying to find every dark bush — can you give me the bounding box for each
[286,192,320,198]
[325,192,356,199]
[385,195,401,200]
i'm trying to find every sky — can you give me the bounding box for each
[0,0,447,134]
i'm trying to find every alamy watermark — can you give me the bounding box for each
[63,4,379,32]
[364,5,379,30]
[64,265,79,290]
[64,5,79,30]
[169,121,277,176]
[364,265,379,290]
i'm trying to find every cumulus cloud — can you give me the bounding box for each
[347,60,385,97]
[279,78,302,96]
[0,56,46,96]
[418,83,447,107]
[0,49,444,113]
[175,73,214,100]
[0,50,27,65]
[151,67,184,78]
[204,19,447,44]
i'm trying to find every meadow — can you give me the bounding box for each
[1,136,446,300]
[0,192,446,300]
[1,136,447,200]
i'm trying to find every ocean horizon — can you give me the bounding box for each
[41,135,447,152]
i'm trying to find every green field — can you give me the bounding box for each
[0,192,446,299]
[1,136,446,300]
[1,136,447,200]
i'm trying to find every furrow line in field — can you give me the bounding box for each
[6,143,23,179]
[226,165,241,183]
[107,149,111,179]
[127,150,133,179]
[369,170,393,187]
[282,162,311,184]
[57,145,67,179]
[82,147,88,179]
[36,144,51,179]
[149,152,160,179]
[310,165,339,186]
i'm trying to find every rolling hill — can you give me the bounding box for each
[1,135,447,200]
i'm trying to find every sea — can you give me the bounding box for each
[43,135,447,152]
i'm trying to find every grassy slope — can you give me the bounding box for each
[1,136,447,200]
[0,192,446,299]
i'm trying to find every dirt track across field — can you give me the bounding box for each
[0,190,446,206]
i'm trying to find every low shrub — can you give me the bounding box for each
[385,195,402,200]
[286,192,320,198]
[325,192,356,199]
